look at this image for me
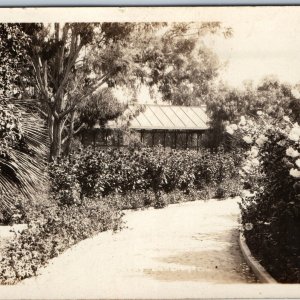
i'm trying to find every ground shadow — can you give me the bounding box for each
[144,228,257,283]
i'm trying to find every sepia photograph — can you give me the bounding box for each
[0,6,299,299]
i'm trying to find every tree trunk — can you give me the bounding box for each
[48,113,54,145]
[64,110,75,156]
[50,119,63,161]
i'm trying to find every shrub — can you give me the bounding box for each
[230,112,300,283]
[49,146,242,204]
[0,194,29,225]
[214,178,243,199]
[48,158,81,206]
[0,197,123,284]
[1,143,241,284]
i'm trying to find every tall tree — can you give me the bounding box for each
[20,23,145,160]
[207,76,297,125]
[139,22,232,105]
[4,22,229,158]
[204,76,299,148]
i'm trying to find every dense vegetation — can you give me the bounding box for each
[1,22,300,285]
[49,147,243,207]
[230,113,300,283]
[0,196,123,284]
[0,22,236,285]
[0,146,242,284]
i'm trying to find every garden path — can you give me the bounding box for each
[0,197,260,299]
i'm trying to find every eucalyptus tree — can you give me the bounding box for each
[138,22,232,106]
[19,23,144,160]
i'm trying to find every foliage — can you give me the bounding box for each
[0,99,47,214]
[0,197,123,284]
[0,24,32,98]
[78,88,125,128]
[1,22,232,158]
[0,182,231,285]
[229,112,300,283]
[140,22,232,105]
[205,77,299,148]
[214,178,243,199]
[49,146,243,206]
[14,23,164,159]
[0,143,242,284]
[0,195,29,225]
[48,158,81,206]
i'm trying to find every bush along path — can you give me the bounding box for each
[0,197,256,299]
[228,113,300,283]
[0,147,244,285]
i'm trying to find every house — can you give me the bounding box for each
[80,104,210,150]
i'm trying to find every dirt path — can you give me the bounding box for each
[0,198,257,298]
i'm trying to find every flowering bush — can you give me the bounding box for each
[228,112,300,283]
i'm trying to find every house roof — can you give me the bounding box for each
[107,104,210,131]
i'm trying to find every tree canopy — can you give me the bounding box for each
[207,76,298,124]
[0,22,232,160]
[138,22,232,105]
[78,88,125,128]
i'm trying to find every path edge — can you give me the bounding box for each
[239,232,277,284]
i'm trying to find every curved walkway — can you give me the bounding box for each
[0,198,258,298]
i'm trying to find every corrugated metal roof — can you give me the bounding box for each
[107,104,210,130]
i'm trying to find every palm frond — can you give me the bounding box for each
[0,98,48,214]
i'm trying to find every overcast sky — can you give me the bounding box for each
[203,7,300,88]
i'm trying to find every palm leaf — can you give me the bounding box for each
[0,98,48,215]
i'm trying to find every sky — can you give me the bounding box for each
[131,7,300,102]
[203,8,300,88]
